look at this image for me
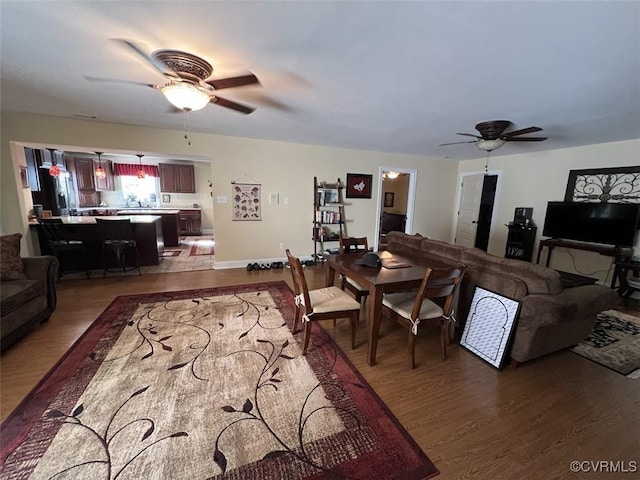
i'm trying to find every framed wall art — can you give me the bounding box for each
[384,192,394,208]
[460,287,521,369]
[232,183,262,221]
[346,173,373,199]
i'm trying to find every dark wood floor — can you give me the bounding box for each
[2,266,639,479]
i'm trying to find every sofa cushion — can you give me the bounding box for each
[0,233,26,281]
[463,248,562,295]
[386,232,424,258]
[420,238,465,263]
[0,278,42,315]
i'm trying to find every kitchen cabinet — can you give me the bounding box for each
[75,158,96,191]
[95,160,115,191]
[159,163,196,193]
[67,157,100,207]
[179,209,202,236]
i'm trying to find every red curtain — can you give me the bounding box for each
[113,163,160,177]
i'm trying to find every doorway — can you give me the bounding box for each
[374,167,417,250]
[454,171,500,250]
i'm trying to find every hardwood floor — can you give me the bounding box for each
[2,267,639,479]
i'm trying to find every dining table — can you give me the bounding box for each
[326,250,447,366]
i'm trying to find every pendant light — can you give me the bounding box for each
[48,148,60,177]
[94,152,106,179]
[136,154,146,179]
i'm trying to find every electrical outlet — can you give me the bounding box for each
[279,242,285,250]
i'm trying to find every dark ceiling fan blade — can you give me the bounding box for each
[505,136,548,142]
[439,140,477,146]
[456,132,482,139]
[205,73,260,90]
[211,96,255,114]
[83,75,160,89]
[113,39,180,79]
[502,126,543,138]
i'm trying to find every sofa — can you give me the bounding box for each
[1,233,59,350]
[385,231,620,364]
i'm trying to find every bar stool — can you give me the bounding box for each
[37,218,90,280]
[95,218,141,279]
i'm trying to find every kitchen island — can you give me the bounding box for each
[116,209,180,247]
[32,215,164,267]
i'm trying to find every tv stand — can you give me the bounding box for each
[536,238,617,267]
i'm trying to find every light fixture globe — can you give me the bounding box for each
[160,83,210,111]
[477,138,506,152]
[94,152,106,179]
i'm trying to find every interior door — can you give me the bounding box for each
[455,173,484,248]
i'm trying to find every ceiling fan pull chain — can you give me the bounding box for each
[484,151,490,175]
[183,110,192,146]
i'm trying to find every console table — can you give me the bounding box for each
[536,238,616,267]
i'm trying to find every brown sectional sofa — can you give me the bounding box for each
[385,231,620,364]
[1,233,59,350]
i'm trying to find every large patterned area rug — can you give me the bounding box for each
[0,281,438,479]
[571,309,640,378]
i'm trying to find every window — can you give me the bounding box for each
[120,175,159,205]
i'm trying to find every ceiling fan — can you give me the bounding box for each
[439,120,548,151]
[85,39,260,114]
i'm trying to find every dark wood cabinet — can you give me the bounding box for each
[67,157,100,207]
[505,224,537,261]
[95,160,115,191]
[179,209,202,235]
[159,163,196,193]
[75,158,96,191]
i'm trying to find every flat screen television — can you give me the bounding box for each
[542,201,640,246]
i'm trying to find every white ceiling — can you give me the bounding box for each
[1,1,639,161]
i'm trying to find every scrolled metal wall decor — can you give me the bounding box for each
[564,166,640,203]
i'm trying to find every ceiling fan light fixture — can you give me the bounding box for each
[161,83,210,111]
[476,138,506,152]
[386,171,399,179]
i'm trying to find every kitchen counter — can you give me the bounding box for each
[31,216,164,266]
[116,211,181,247]
[116,209,181,215]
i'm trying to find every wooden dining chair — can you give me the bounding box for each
[286,249,361,354]
[382,265,465,368]
[338,234,370,304]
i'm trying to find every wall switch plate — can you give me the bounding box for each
[283,197,289,205]
[217,196,228,204]
[269,193,279,205]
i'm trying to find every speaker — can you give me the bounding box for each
[513,207,533,225]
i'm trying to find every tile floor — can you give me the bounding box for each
[59,237,215,280]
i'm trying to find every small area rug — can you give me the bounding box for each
[162,237,215,258]
[0,281,438,479]
[571,309,640,378]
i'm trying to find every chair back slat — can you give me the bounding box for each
[95,218,134,241]
[37,218,67,243]
[286,249,313,315]
[411,266,465,321]
[339,235,368,253]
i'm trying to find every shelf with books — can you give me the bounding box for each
[313,177,347,262]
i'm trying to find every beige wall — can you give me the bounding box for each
[382,174,410,215]
[455,139,640,283]
[1,111,458,265]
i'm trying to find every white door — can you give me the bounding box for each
[455,173,484,247]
